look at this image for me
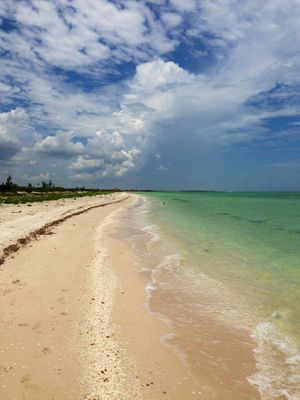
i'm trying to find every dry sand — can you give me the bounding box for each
[0,193,125,264]
[0,193,138,399]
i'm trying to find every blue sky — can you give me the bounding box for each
[0,0,300,190]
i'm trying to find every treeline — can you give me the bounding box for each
[0,176,120,193]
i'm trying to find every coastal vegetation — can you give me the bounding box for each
[0,176,117,204]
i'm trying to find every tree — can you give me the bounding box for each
[41,180,55,191]
[5,175,13,189]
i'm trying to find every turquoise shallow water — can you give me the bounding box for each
[136,191,300,399]
[142,192,300,335]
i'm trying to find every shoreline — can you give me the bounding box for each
[0,192,261,399]
[0,192,200,399]
[105,198,204,399]
[107,195,260,400]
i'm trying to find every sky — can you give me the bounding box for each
[1,0,300,191]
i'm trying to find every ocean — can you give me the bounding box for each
[120,192,300,399]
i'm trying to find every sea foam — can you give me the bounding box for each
[248,319,300,400]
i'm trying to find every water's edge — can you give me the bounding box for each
[118,193,300,399]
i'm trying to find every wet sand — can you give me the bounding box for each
[107,222,204,399]
[106,200,260,400]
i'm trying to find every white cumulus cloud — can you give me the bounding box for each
[34,131,85,157]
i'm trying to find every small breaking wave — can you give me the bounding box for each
[248,317,300,399]
[141,224,161,244]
